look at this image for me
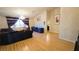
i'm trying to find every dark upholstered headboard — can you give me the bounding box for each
[6,16,29,29]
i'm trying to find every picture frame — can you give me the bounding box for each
[55,15,60,24]
[37,15,41,21]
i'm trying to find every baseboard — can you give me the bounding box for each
[60,38,76,44]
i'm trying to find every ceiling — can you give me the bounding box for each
[0,7,54,18]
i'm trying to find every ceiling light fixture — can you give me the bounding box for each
[19,16,25,20]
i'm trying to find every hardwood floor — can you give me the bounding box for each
[0,32,75,51]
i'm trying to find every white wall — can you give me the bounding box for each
[51,8,60,33]
[0,16,8,29]
[47,8,60,33]
[59,8,79,43]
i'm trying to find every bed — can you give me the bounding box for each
[0,29,33,45]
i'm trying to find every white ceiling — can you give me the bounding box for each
[0,7,54,18]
